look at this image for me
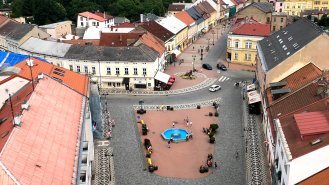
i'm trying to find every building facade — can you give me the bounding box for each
[39,21,72,39]
[77,11,114,28]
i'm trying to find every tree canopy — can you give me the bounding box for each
[10,0,192,24]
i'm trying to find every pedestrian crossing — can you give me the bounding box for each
[218,76,230,82]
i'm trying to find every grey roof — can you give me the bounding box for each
[7,24,34,41]
[64,44,158,62]
[19,37,72,57]
[252,2,273,13]
[39,21,72,29]
[0,20,19,37]
[258,18,323,71]
[187,7,204,25]
[114,17,130,24]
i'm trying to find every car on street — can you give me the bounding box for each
[202,63,212,70]
[217,63,227,71]
[209,85,221,92]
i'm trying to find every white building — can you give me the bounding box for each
[77,11,115,28]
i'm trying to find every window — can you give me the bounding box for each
[245,53,251,61]
[280,3,282,6]
[314,1,320,4]
[245,41,252,49]
[116,83,121,87]
[322,1,328,4]
[69,65,73,71]
[84,66,88,73]
[281,18,284,22]
[280,8,282,12]
[134,68,138,75]
[80,17,83,21]
[143,68,147,76]
[97,22,99,26]
[227,40,231,47]
[108,82,112,86]
[148,83,151,87]
[76,66,81,73]
[234,53,238,60]
[292,5,295,8]
[273,26,276,31]
[125,68,129,75]
[107,67,111,75]
[234,41,239,48]
[274,17,276,22]
[81,22,84,26]
[280,26,283,29]
[116,68,120,75]
[92,67,96,74]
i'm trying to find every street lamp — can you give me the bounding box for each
[200,46,204,60]
[212,30,215,45]
[5,89,15,121]
[27,56,35,91]
[192,55,196,72]
[206,38,210,48]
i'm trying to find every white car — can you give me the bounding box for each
[209,85,221,92]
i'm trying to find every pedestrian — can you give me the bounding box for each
[167,140,171,148]
[193,46,195,50]
[214,162,217,169]
[172,122,175,127]
[189,121,193,128]
[235,151,239,159]
[198,49,200,53]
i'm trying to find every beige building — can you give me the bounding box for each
[271,12,288,32]
[256,18,329,97]
[237,2,273,24]
[39,21,72,39]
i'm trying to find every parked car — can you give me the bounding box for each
[202,63,212,70]
[217,63,227,71]
[209,85,221,92]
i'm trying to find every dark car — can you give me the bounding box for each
[202,63,212,70]
[217,63,227,71]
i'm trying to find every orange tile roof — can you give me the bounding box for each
[79,12,107,22]
[297,167,329,185]
[0,162,16,185]
[99,32,142,47]
[231,21,271,36]
[0,76,83,185]
[175,11,195,26]
[136,32,165,55]
[15,58,89,96]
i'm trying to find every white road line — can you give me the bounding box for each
[218,76,230,82]
[218,76,224,82]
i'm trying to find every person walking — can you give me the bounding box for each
[214,162,217,169]
[167,140,171,148]
[172,122,175,127]
[235,151,239,159]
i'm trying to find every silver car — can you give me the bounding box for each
[209,85,221,92]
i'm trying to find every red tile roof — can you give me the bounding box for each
[231,18,271,36]
[111,22,135,28]
[15,58,89,96]
[0,15,9,26]
[294,111,329,138]
[279,99,329,159]
[266,63,322,105]
[0,82,34,152]
[93,12,113,20]
[297,167,329,185]
[0,75,83,185]
[139,21,174,43]
[79,12,107,22]
[135,32,165,55]
[99,32,142,47]
[175,11,195,26]
[168,4,185,11]
[0,164,16,185]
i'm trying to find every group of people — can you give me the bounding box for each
[200,154,218,173]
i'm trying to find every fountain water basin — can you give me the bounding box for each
[161,128,189,142]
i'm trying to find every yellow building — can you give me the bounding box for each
[283,0,312,16]
[227,19,271,66]
[313,0,329,10]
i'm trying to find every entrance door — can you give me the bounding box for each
[125,83,129,90]
[227,52,232,60]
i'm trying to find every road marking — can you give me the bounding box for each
[218,76,230,82]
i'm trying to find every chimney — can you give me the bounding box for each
[140,13,144,22]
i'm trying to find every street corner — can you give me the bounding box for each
[134,107,220,179]
[219,59,256,72]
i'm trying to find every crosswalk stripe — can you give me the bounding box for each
[218,76,230,82]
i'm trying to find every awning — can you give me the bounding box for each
[154,71,170,83]
[247,90,261,104]
[102,78,122,83]
[122,77,130,84]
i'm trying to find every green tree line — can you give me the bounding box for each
[10,0,191,25]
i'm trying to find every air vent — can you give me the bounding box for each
[310,138,322,146]
[27,59,34,67]
[21,101,30,110]
[13,115,22,127]
[38,73,44,80]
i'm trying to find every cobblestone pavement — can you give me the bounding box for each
[94,140,115,185]
[242,92,271,185]
[132,97,220,110]
[100,77,217,96]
